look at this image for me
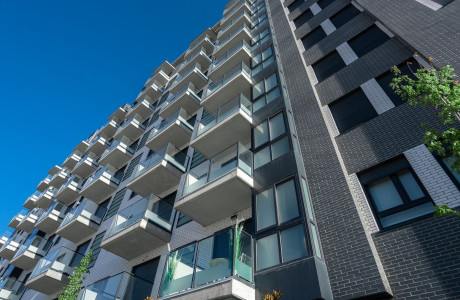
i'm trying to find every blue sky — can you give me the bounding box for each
[0,0,228,234]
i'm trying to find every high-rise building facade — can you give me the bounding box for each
[1,0,459,299]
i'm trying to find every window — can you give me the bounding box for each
[251,13,267,28]
[287,0,305,12]
[312,50,346,82]
[329,4,361,29]
[348,25,391,58]
[252,28,270,48]
[254,136,290,168]
[122,154,142,182]
[317,0,335,9]
[329,88,377,133]
[255,179,300,231]
[376,58,417,107]
[293,9,313,28]
[104,188,127,220]
[252,73,281,112]
[70,240,90,267]
[88,231,105,268]
[176,212,192,227]
[256,224,308,270]
[301,26,327,50]
[359,157,433,229]
[253,112,286,148]
[252,46,275,76]
[438,156,460,188]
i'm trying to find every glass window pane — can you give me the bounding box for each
[160,245,196,296]
[253,98,266,113]
[276,179,300,223]
[256,234,280,270]
[265,73,278,92]
[310,223,322,259]
[252,64,263,77]
[253,80,265,99]
[301,178,314,220]
[266,88,281,103]
[263,56,275,69]
[368,177,404,212]
[280,225,308,262]
[256,188,276,230]
[252,53,262,65]
[254,121,269,148]
[269,113,286,140]
[397,170,425,201]
[262,47,273,60]
[380,202,434,228]
[254,146,271,169]
[271,136,290,160]
[443,157,460,183]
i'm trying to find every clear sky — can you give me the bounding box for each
[0,0,229,234]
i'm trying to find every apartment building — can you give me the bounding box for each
[0,0,459,299]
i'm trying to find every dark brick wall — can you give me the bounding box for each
[267,0,391,298]
[373,216,460,299]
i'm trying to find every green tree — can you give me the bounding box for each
[391,55,460,217]
[58,250,93,300]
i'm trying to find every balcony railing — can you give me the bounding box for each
[168,65,208,92]
[78,272,153,300]
[114,115,146,137]
[0,276,26,300]
[0,232,28,260]
[82,166,120,190]
[73,153,99,171]
[8,210,27,228]
[0,232,12,246]
[35,201,68,233]
[210,40,251,74]
[57,175,83,195]
[221,1,251,25]
[11,234,52,270]
[100,138,135,161]
[187,35,213,56]
[17,208,44,232]
[182,143,252,197]
[159,227,253,297]
[59,199,107,230]
[161,84,201,113]
[219,10,251,37]
[205,62,251,98]
[179,47,211,71]
[147,109,193,143]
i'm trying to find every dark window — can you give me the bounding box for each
[287,0,304,12]
[301,26,327,50]
[148,111,160,127]
[104,188,127,220]
[88,231,105,268]
[359,157,433,229]
[190,150,207,169]
[114,165,126,182]
[70,240,90,267]
[376,58,417,107]
[122,154,143,182]
[348,25,391,58]
[293,9,313,28]
[137,129,152,150]
[312,50,346,82]
[176,212,192,227]
[330,4,361,29]
[317,0,335,9]
[437,156,460,189]
[329,88,377,132]
[131,258,158,299]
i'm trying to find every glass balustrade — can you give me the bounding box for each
[205,63,251,98]
[100,138,135,160]
[196,94,252,137]
[215,24,251,52]
[160,227,253,297]
[221,1,251,25]
[161,84,201,110]
[210,40,251,73]
[82,166,120,190]
[0,276,26,299]
[57,175,83,194]
[29,247,81,280]
[59,199,107,229]
[219,10,250,37]
[147,110,194,142]
[182,143,253,196]
[114,116,146,136]
[13,234,52,260]
[169,65,208,91]
[37,201,67,224]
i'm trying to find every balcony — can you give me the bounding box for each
[17,208,44,233]
[78,272,153,300]
[113,116,146,141]
[0,277,26,300]
[26,247,82,295]
[80,166,120,204]
[191,94,252,158]
[36,175,52,192]
[35,187,58,209]
[214,23,252,58]
[72,153,99,179]
[202,62,252,112]
[178,48,212,75]
[74,140,90,154]
[108,104,130,122]
[149,65,173,88]
[169,64,209,95]
[48,165,61,176]
[218,10,251,39]
[125,99,154,121]
[176,143,253,226]
[56,199,107,243]
[128,144,188,197]
[49,168,71,189]
[35,201,68,234]
[221,1,252,28]
[99,137,135,169]
[102,195,173,260]
[62,152,82,170]
[185,30,216,59]
[145,109,194,152]
[10,234,52,271]
[24,191,41,210]
[0,232,27,260]
[99,119,120,138]
[7,210,27,229]
[160,84,202,119]
[209,40,252,81]
[0,232,12,249]
[159,227,254,299]
[56,175,83,205]
[137,81,163,103]
[86,136,111,156]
